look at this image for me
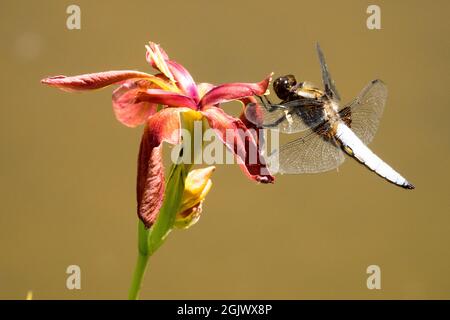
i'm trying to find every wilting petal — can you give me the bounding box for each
[146,42,199,102]
[112,79,159,127]
[146,107,184,145]
[145,42,175,83]
[238,96,265,147]
[202,107,274,183]
[166,60,199,103]
[197,82,215,99]
[137,139,165,229]
[239,96,264,130]
[135,89,197,109]
[41,70,153,92]
[198,73,272,110]
[136,108,183,228]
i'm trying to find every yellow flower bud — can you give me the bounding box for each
[174,166,215,229]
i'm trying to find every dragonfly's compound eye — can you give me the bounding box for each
[273,75,297,100]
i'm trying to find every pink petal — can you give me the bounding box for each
[137,108,182,228]
[202,107,274,184]
[145,42,199,102]
[166,60,200,103]
[146,107,183,146]
[199,74,272,110]
[135,88,198,109]
[145,42,175,83]
[239,96,265,147]
[145,42,170,67]
[197,82,215,99]
[239,96,264,130]
[112,79,158,127]
[41,70,152,92]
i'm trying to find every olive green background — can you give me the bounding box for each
[0,0,449,299]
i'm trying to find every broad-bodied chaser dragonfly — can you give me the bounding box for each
[245,44,414,189]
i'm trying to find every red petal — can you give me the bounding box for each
[146,107,182,146]
[135,88,197,109]
[239,96,264,131]
[112,79,158,127]
[136,108,182,228]
[199,74,272,110]
[41,70,152,92]
[145,42,199,102]
[166,60,200,103]
[202,107,274,184]
[137,140,165,228]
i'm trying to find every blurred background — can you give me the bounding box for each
[0,0,449,299]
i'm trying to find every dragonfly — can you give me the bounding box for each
[245,43,414,189]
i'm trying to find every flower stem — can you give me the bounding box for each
[128,220,150,300]
[128,252,150,300]
[128,164,186,300]
[127,111,197,299]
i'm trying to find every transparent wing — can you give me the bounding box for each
[316,43,341,101]
[244,100,325,134]
[268,125,345,174]
[339,79,387,145]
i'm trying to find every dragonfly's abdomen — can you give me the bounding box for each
[335,122,414,189]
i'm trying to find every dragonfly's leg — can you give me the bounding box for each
[257,94,274,105]
[262,95,274,105]
[265,97,291,112]
[257,95,275,112]
[257,95,268,107]
[256,95,287,112]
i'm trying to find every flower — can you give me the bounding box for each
[41,41,274,228]
[174,166,215,229]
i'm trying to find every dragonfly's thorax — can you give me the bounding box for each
[322,98,342,136]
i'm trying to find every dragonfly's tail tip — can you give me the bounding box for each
[404,182,415,190]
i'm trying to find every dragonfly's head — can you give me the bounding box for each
[273,75,297,100]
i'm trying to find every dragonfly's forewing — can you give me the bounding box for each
[268,125,345,174]
[339,79,387,145]
[245,100,325,134]
[316,43,341,102]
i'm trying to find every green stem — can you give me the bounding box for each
[128,164,186,300]
[128,220,150,300]
[128,252,150,300]
[127,111,197,299]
